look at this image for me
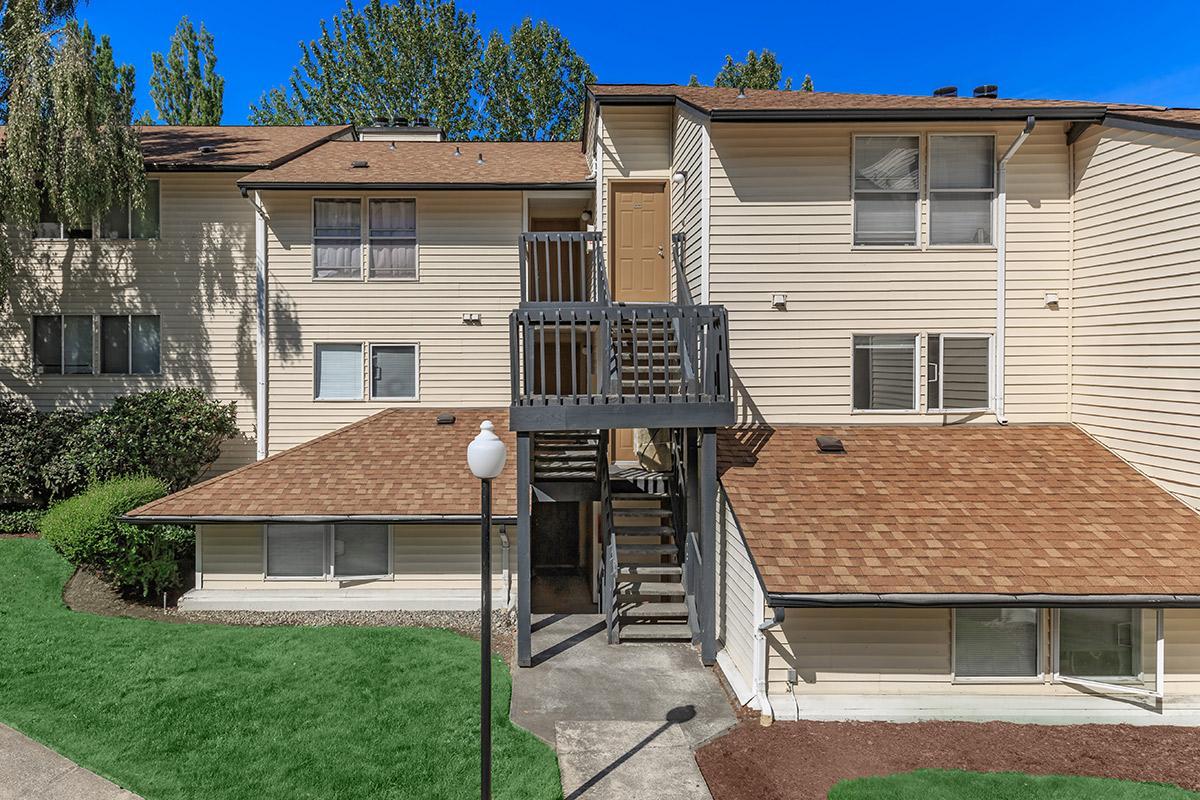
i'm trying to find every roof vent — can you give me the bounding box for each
[351,160,369,169]
[815,435,845,454]
[476,152,485,165]
[197,144,218,154]
[436,412,456,425]
[932,86,957,97]
[453,146,462,157]
[737,86,747,99]
[973,84,998,99]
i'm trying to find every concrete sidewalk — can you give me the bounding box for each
[511,614,735,799]
[0,724,141,800]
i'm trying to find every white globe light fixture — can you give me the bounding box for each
[466,419,506,800]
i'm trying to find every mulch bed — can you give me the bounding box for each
[696,719,1200,800]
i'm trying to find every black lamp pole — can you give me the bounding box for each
[480,477,492,800]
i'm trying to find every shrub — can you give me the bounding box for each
[0,400,90,505]
[40,476,194,598]
[44,389,238,496]
[0,507,44,534]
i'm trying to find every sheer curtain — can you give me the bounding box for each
[314,199,362,278]
[369,200,417,279]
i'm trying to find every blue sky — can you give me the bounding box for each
[80,0,1200,124]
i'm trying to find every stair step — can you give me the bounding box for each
[619,622,693,641]
[618,564,682,577]
[618,601,689,619]
[537,471,597,480]
[611,491,670,501]
[535,440,598,448]
[537,433,599,442]
[618,582,685,598]
[612,525,674,536]
[616,543,678,557]
[613,508,671,518]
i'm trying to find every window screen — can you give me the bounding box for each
[929,335,990,410]
[101,316,130,373]
[33,316,63,374]
[63,315,93,374]
[1059,608,1138,679]
[929,135,995,245]
[333,524,390,577]
[853,136,919,246]
[369,200,417,279]
[313,199,362,279]
[266,524,327,577]
[314,343,363,400]
[852,335,915,410]
[131,316,161,374]
[371,345,417,399]
[955,608,1040,678]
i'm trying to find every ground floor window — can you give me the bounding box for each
[266,524,328,578]
[927,333,991,412]
[851,334,917,411]
[953,608,1042,680]
[1057,608,1139,679]
[333,524,390,577]
[266,523,391,579]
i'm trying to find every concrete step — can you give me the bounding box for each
[616,543,678,558]
[613,508,671,518]
[618,622,693,641]
[618,601,689,619]
[612,525,674,536]
[618,564,682,577]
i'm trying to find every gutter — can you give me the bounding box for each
[122,513,519,525]
[234,181,595,192]
[995,115,1036,424]
[766,591,1200,608]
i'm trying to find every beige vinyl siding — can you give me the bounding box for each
[670,108,707,302]
[199,523,263,582]
[715,489,758,691]
[1070,126,1200,509]
[0,172,257,471]
[261,190,521,453]
[598,105,673,257]
[708,121,1071,425]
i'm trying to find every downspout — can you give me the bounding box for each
[753,586,783,725]
[499,526,511,608]
[995,116,1036,425]
[248,189,270,460]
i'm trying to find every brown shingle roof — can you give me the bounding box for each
[137,125,352,170]
[1105,106,1200,130]
[127,409,515,521]
[718,424,1200,599]
[590,84,1108,118]
[237,140,590,188]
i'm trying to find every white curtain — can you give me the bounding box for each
[314,200,362,278]
[369,200,417,279]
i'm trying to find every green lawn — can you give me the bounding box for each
[0,538,561,800]
[830,769,1197,799]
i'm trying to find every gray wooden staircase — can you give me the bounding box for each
[532,431,600,482]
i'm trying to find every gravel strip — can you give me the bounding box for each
[167,607,514,635]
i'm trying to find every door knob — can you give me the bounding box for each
[657,245,664,257]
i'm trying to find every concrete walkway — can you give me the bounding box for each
[0,724,141,800]
[511,614,735,799]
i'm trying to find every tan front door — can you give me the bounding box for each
[609,183,668,462]
[610,182,670,304]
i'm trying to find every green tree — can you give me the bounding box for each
[149,16,223,125]
[0,0,143,290]
[691,48,802,91]
[250,0,480,139]
[478,18,594,141]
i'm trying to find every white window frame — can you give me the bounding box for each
[32,313,96,376]
[312,341,365,401]
[98,314,162,376]
[851,133,922,249]
[1051,608,1164,699]
[926,133,996,250]
[262,523,394,582]
[927,332,994,413]
[849,332,920,413]
[951,607,1046,684]
[311,197,365,281]
[369,343,420,401]
[366,197,419,281]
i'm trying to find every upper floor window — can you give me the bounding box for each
[368,199,417,280]
[852,136,919,246]
[33,180,160,240]
[929,135,995,246]
[100,315,161,375]
[927,334,992,412]
[33,313,161,376]
[313,199,362,279]
[851,334,917,411]
[33,315,92,374]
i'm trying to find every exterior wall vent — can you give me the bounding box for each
[197,145,218,154]
[816,435,845,454]
[351,160,369,169]
[933,86,958,97]
[973,84,999,99]
[436,413,456,425]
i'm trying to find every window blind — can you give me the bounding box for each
[369,200,417,279]
[314,199,362,279]
[853,136,919,246]
[333,524,390,577]
[314,343,363,400]
[266,524,326,577]
[955,608,1039,678]
[929,135,994,245]
[852,335,915,410]
[371,345,417,399]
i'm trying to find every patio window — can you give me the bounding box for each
[313,199,362,279]
[851,334,917,411]
[929,135,995,246]
[1057,608,1139,680]
[266,524,327,578]
[333,524,390,578]
[100,315,161,375]
[314,343,364,400]
[953,608,1041,680]
[927,334,991,412]
[370,344,418,400]
[853,136,919,246]
[368,199,417,279]
[33,314,93,375]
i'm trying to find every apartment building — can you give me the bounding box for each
[9,84,1200,724]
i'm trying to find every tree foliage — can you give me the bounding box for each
[149,16,223,125]
[478,18,594,141]
[250,0,481,139]
[689,48,812,92]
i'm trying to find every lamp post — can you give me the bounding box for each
[467,420,507,800]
